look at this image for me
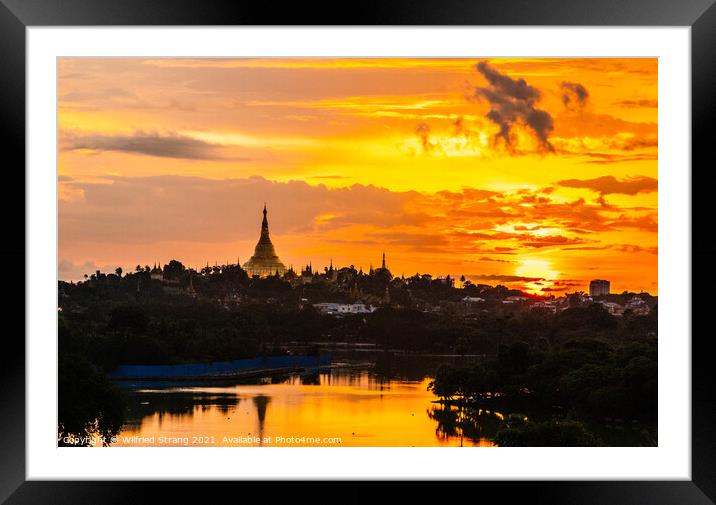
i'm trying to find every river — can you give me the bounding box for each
[109,352,497,447]
[107,351,653,447]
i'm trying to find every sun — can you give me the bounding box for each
[515,258,560,295]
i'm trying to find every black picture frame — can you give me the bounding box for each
[2,0,714,503]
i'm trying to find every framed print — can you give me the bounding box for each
[2,0,715,503]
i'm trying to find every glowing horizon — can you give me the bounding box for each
[58,58,658,295]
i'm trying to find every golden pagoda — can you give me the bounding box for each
[242,204,287,277]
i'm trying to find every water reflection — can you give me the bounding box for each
[122,391,242,432]
[111,353,497,447]
[253,395,270,445]
[110,352,505,447]
[108,351,655,447]
[428,404,506,447]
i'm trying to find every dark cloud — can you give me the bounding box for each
[415,122,434,153]
[596,194,614,209]
[451,115,478,140]
[560,81,589,108]
[452,116,468,136]
[473,61,554,153]
[552,280,583,287]
[61,130,237,161]
[557,175,657,196]
[478,256,514,263]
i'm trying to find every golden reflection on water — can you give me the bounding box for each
[112,372,496,447]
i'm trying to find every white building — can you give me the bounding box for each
[504,295,528,303]
[313,302,376,316]
[596,300,624,316]
[531,301,557,313]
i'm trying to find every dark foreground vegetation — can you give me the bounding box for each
[427,329,657,445]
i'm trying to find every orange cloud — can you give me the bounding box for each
[557,175,657,195]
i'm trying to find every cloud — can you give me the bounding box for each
[615,244,658,254]
[553,111,656,139]
[59,175,418,245]
[519,235,587,248]
[478,256,514,263]
[473,61,554,153]
[557,175,657,195]
[452,116,469,136]
[552,280,582,287]
[309,175,351,180]
[61,130,237,161]
[560,245,611,251]
[611,214,658,232]
[58,259,119,280]
[415,122,434,153]
[607,136,658,151]
[513,224,549,231]
[615,99,658,108]
[469,274,544,283]
[580,153,658,164]
[560,81,589,108]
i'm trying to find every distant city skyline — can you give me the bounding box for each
[58,58,657,294]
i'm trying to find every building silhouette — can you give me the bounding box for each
[589,279,610,297]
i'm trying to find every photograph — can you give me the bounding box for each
[56,57,658,448]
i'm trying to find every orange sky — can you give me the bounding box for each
[57,58,658,295]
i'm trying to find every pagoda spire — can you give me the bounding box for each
[382,252,386,269]
[260,203,270,240]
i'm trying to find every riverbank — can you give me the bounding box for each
[108,354,332,381]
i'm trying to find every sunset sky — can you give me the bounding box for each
[58,58,658,295]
